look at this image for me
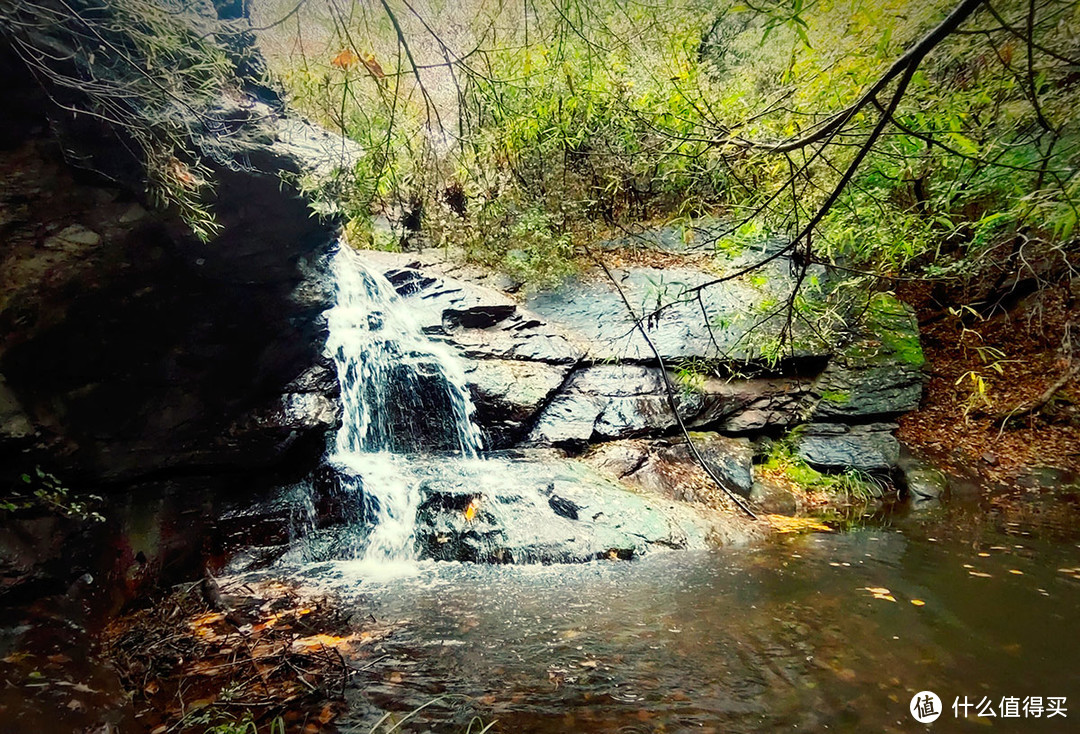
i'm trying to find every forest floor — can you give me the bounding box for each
[99,578,387,733]
[897,278,1080,485]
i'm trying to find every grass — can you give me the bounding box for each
[758,441,887,505]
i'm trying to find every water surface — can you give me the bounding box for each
[265,493,1080,733]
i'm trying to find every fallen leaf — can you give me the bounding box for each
[331,49,360,70]
[292,633,355,652]
[464,498,479,522]
[764,514,832,534]
[910,599,926,606]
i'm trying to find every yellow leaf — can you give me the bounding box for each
[910,599,926,606]
[291,634,354,652]
[464,498,480,522]
[764,514,832,534]
[331,49,359,70]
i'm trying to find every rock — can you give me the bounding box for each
[796,423,901,473]
[748,479,801,515]
[526,365,702,446]
[359,251,586,364]
[811,295,924,420]
[691,376,811,432]
[904,465,949,500]
[586,433,755,501]
[444,304,517,329]
[411,452,754,563]
[0,374,34,439]
[45,224,101,248]
[0,25,342,481]
[525,259,830,362]
[463,359,571,448]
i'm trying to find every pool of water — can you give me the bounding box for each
[258,492,1080,733]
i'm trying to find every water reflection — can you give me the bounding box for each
[249,497,1080,733]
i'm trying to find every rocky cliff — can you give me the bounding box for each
[352,224,924,490]
[0,0,349,483]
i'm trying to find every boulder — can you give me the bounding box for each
[0,21,344,481]
[463,359,572,448]
[904,465,949,501]
[358,251,586,365]
[796,423,901,473]
[411,452,754,564]
[525,365,701,446]
[586,433,755,502]
[811,295,924,420]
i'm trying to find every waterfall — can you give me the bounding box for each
[326,245,483,565]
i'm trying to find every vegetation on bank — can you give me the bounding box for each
[256,0,1078,292]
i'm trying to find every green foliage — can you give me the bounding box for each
[819,389,850,404]
[259,0,1078,300]
[673,358,709,396]
[2,467,104,523]
[865,293,925,368]
[761,440,885,503]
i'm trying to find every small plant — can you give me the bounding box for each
[2,467,104,523]
[674,358,710,396]
[759,440,886,504]
[947,307,1019,419]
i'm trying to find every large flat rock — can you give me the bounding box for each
[413,452,757,564]
[526,259,831,361]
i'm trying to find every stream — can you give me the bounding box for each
[246,248,1080,733]
[245,491,1080,733]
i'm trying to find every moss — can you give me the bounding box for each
[819,389,850,403]
[759,441,883,502]
[861,293,926,368]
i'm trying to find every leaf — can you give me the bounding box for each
[331,49,360,70]
[362,53,385,79]
[291,633,355,652]
[464,498,480,522]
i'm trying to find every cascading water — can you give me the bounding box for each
[326,245,483,567]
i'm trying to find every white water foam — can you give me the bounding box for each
[326,245,483,570]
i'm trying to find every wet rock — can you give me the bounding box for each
[526,366,701,446]
[811,296,924,420]
[463,359,571,448]
[900,461,949,501]
[748,479,801,515]
[585,433,755,503]
[796,423,901,473]
[444,304,517,329]
[357,251,585,365]
[412,453,750,564]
